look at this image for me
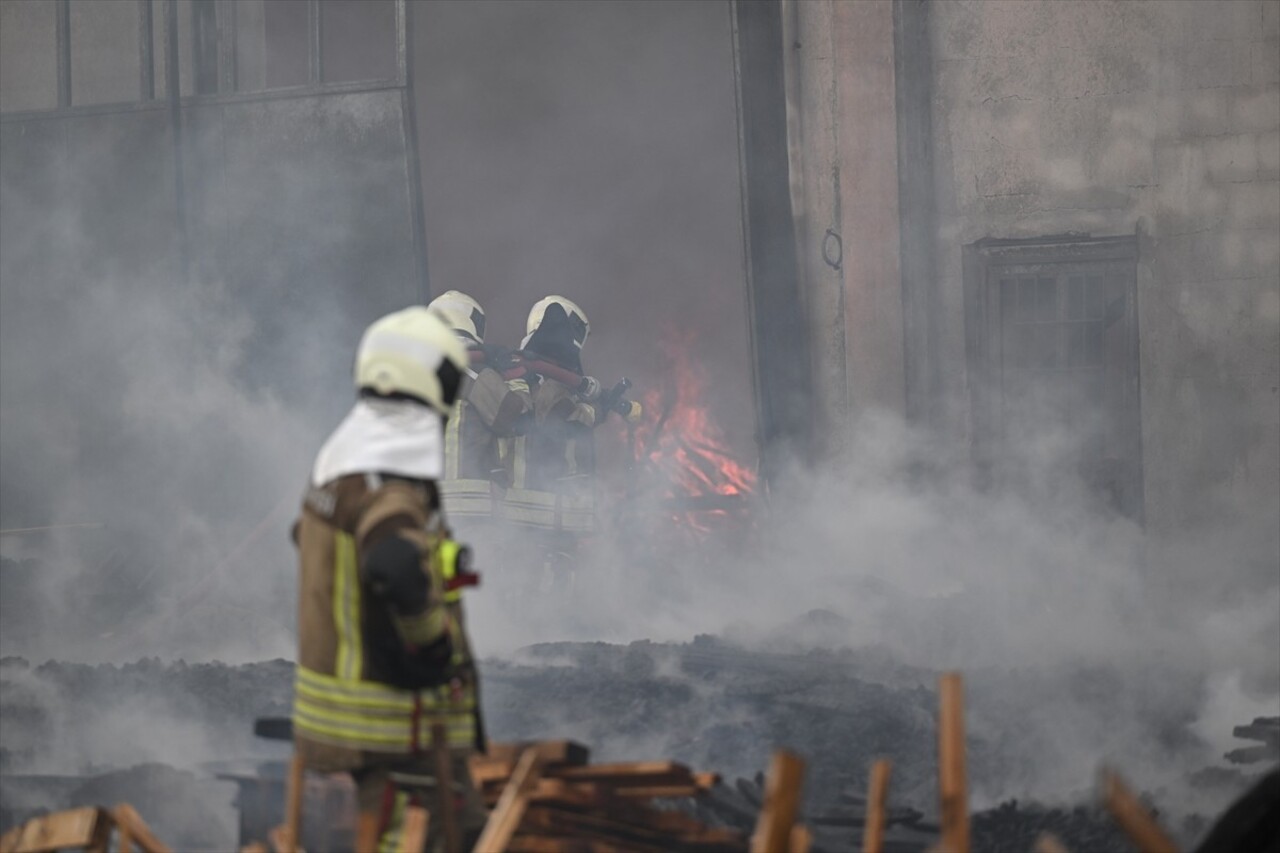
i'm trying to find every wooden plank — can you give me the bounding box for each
[118,814,133,853]
[693,771,721,789]
[788,824,812,853]
[862,759,892,853]
[485,741,590,767]
[355,812,380,853]
[476,757,712,793]
[610,785,700,798]
[1100,770,1179,853]
[475,748,543,852]
[938,673,970,853]
[0,807,111,853]
[749,750,806,853]
[111,804,171,853]
[281,752,305,853]
[552,761,694,787]
[526,779,608,810]
[518,807,683,853]
[397,806,430,853]
[471,757,517,786]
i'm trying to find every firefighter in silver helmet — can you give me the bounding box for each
[426,290,533,529]
[502,296,611,587]
[291,306,487,851]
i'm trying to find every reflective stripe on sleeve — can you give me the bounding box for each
[333,531,363,681]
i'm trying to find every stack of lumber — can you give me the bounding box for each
[469,741,747,852]
[0,803,169,853]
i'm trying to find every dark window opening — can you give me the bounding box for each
[964,235,1143,521]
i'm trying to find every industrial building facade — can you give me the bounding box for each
[774,0,1279,543]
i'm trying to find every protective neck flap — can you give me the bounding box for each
[311,399,444,487]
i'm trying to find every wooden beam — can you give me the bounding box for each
[485,742,590,768]
[111,805,171,853]
[1101,769,1179,853]
[475,748,543,852]
[862,759,892,853]
[553,761,689,783]
[355,812,380,853]
[281,752,305,853]
[789,824,813,853]
[749,750,806,853]
[0,807,111,853]
[938,673,970,853]
[397,807,430,853]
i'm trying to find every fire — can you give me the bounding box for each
[626,327,756,532]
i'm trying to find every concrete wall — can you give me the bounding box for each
[788,0,1278,543]
[927,0,1280,537]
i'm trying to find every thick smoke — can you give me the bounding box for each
[0,0,1275,831]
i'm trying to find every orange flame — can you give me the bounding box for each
[628,328,756,532]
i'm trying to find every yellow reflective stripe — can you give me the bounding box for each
[379,791,409,853]
[439,480,493,516]
[293,706,475,751]
[296,678,412,713]
[296,693,475,727]
[297,666,477,712]
[504,487,557,528]
[439,479,493,498]
[293,707,410,744]
[333,532,362,681]
[444,402,464,481]
[512,436,526,489]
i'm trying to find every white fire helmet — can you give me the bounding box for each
[426,289,486,345]
[521,295,590,350]
[354,306,467,416]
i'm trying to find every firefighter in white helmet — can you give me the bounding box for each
[503,296,613,587]
[291,306,487,851]
[427,290,533,528]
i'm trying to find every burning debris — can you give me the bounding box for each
[627,327,757,533]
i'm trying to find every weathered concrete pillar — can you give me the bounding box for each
[785,0,907,460]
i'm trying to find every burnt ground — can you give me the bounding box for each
[0,639,1268,851]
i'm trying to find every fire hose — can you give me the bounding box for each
[469,348,642,422]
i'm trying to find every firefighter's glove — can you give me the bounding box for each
[577,375,602,401]
[362,535,430,615]
[619,400,643,424]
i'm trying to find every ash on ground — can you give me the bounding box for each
[0,636,1269,851]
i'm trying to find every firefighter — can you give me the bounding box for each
[291,306,487,851]
[503,296,605,587]
[426,290,532,533]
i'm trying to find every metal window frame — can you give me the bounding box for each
[963,232,1144,519]
[3,0,411,121]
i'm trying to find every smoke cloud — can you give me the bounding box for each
[0,0,1275,834]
